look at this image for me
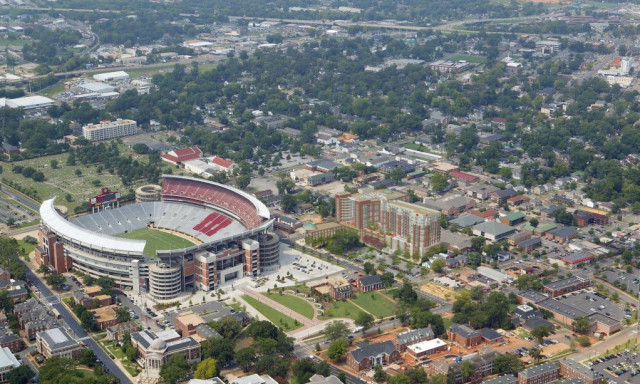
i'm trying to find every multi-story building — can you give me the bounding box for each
[328,277,352,300]
[447,323,482,348]
[82,119,137,141]
[131,329,201,378]
[559,359,603,384]
[36,327,84,359]
[395,327,435,352]
[518,362,560,384]
[0,347,20,381]
[543,276,590,298]
[335,190,440,256]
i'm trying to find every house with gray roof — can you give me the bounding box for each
[346,341,400,371]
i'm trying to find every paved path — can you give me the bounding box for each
[571,326,638,362]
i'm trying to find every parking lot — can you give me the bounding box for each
[599,270,640,296]
[558,291,626,321]
[588,347,640,384]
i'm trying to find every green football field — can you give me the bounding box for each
[117,228,195,256]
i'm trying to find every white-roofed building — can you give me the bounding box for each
[6,95,54,110]
[76,81,116,94]
[36,327,84,359]
[231,374,280,384]
[477,266,511,284]
[405,338,447,359]
[0,346,20,381]
[82,119,137,141]
[93,71,129,82]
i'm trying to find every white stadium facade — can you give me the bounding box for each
[36,175,280,300]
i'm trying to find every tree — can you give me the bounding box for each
[211,316,242,339]
[50,159,58,169]
[338,372,347,384]
[431,374,447,384]
[37,264,51,275]
[327,338,349,362]
[387,167,405,182]
[201,337,235,366]
[531,325,550,344]
[363,262,375,275]
[430,173,448,192]
[373,364,387,383]
[431,259,446,273]
[6,364,34,384]
[380,272,394,287]
[96,276,116,295]
[236,347,256,371]
[236,174,251,189]
[460,361,475,382]
[529,218,539,228]
[572,316,591,334]
[78,349,97,367]
[116,307,131,323]
[281,194,297,213]
[529,347,543,363]
[46,271,65,289]
[160,354,190,384]
[493,353,524,374]
[388,374,410,384]
[355,312,374,332]
[323,321,350,341]
[194,357,219,380]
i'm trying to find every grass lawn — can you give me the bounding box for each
[0,39,30,46]
[351,292,396,319]
[264,292,315,319]
[41,82,67,98]
[16,239,37,256]
[117,228,195,255]
[403,142,441,155]
[449,54,488,64]
[321,300,364,321]
[242,295,302,331]
[0,145,171,211]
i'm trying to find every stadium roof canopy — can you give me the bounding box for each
[40,198,146,255]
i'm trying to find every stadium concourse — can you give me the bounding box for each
[35,175,281,301]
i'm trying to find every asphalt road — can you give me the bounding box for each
[27,269,131,384]
[1,186,40,212]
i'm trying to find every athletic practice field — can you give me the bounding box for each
[117,228,195,256]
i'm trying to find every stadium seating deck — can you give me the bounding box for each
[161,178,263,229]
[70,201,243,242]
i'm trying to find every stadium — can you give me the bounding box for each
[36,175,280,300]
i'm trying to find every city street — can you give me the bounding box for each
[27,269,133,384]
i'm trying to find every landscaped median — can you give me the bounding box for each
[241,294,303,331]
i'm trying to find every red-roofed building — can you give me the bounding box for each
[210,156,236,173]
[161,147,203,165]
[450,171,479,185]
[468,208,498,220]
[492,117,506,126]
